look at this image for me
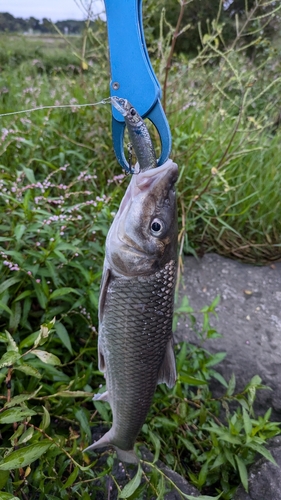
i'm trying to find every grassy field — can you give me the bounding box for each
[1,31,280,264]
[0,16,281,499]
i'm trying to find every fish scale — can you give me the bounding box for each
[101,260,176,451]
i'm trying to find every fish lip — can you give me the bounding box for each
[132,161,178,199]
[135,159,178,187]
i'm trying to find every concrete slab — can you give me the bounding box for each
[175,253,281,419]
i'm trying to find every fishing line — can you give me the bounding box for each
[0,97,112,118]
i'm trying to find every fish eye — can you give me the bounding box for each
[150,218,164,236]
[130,107,136,116]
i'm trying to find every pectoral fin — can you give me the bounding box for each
[97,339,106,373]
[99,265,111,322]
[157,339,177,388]
[97,265,111,374]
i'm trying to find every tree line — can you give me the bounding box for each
[1,0,279,54]
[0,12,84,34]
[145,0,280,55]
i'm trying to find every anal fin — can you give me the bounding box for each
[157,339,177,388]
[83,429,112,453]
[93,390,109,403]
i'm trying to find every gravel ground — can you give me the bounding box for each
[175,253,281,419]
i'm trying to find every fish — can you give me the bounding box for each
[111,96,157,172]
[83,157,178,464]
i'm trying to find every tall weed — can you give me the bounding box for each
[0,0,281,498]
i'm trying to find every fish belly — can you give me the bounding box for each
[100,260,176,452]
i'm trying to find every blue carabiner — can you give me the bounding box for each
[104,0,172,172]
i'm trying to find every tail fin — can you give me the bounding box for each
[115,447,139,464]
[83,430,139,464]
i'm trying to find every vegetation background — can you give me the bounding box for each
[0,0,280,498]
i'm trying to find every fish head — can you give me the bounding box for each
[106,159,178,276]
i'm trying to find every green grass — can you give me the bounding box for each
[0,33,83,73]
[165,50,281,262]
[1,33,280,263]
[0,19,281,499]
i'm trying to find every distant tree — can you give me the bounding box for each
[144,0,279,55]
[145,0,232,55]
[224,0,256,16]
[39,18,53,33]
[225,0,281,42]
[0,11,85,34]
[26,16,41,31]
[0,12,26,32]
[56,20,85,34]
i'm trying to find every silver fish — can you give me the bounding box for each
[84,159,178,463]
[111,96,157,172]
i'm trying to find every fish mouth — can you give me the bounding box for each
[117,223,148,258]
[109,199,149,260]
[135,159,178,186]
[108,229,152,278]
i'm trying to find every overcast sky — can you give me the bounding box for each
[1,0,105,21]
